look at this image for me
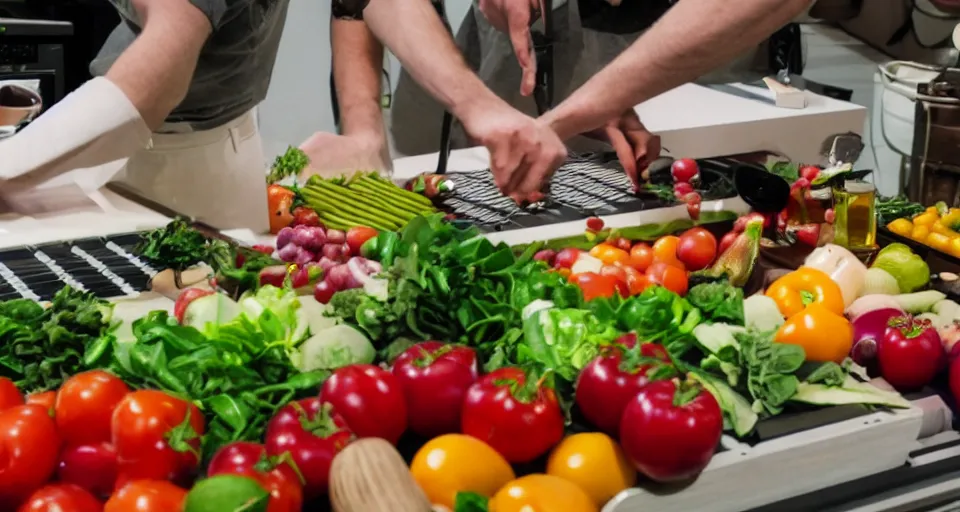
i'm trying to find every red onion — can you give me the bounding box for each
[275,227,295,249]
[850,308,903,365]
[276,243,300,263]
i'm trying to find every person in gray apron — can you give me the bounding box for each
[390,0,804,190]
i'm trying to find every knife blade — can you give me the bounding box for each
[705,84,778,107]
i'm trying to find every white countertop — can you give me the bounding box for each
[0,83,863,247]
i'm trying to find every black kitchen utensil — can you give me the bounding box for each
[734,163,791,213]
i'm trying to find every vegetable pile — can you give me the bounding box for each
[0,205,943,512]
[886,201,960,259]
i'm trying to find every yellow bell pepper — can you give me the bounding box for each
[942,210,960,232]
[911,224,931,242]
[546,434,635,508]
[765,267,845,318]
[887,218,914,237]
[931,221,960,238]
[775,303,854,363]
[927,232,953,253]
[488,474,598,512]
[410,434,516,508]
[913,212,939,227]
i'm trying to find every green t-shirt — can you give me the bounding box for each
[90,0,290,130]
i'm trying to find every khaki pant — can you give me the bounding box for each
[114,109,269,232]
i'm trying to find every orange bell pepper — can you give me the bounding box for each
[765,267,844,318]
[488,474,598,512]
[775,303,853,363]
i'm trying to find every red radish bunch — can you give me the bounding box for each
[670,159,702,220]
[314,257,383,304]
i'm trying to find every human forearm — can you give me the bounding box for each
[361,0,505,120]
[331,18,385,141]
[105,0,211,130]
[543,0,812,139]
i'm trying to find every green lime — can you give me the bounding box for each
[184,474,270,512]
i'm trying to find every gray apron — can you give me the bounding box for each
[389,0,767,157]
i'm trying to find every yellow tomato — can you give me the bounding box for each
[410,434,516,508]
[914,212,939,227]
[950,237,960,259]
[886,218,914,237]
[930,221,958,238]
[488,474,598,512]
[925,206,940,215]
[546,433,636,508]
[927,232,953,253]
[588,244,630,266]
[911,224,931,242]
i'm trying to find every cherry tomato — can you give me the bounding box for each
[0,377,23,412]
[628,243,654,272]
[320,365,407,444]
[570,272,619,301]
[209,441,304,510]
[588,244,630,266]
[57,370,130,447]
[576,342,671,435]
[611,237,632,252]
[57,443,118,499]
[718,231,738,256]
[671,158,699,183]
[104,480,186,512]
[392,342,479,437]
[799,165,821,182]
[546,433,636,508]
[268,185,296,234]
[599,264,627,283]
[25,391,55,413]
[586,217,605,232]
[173,288,213,324]
[624,269,653,296]
[651,236,684,269]
[111,390,205,486]
[292,206,321,227]
[461,367,565,463]
[619,379,722,482]
[552,248,580,269]
[0,405,60,509]
[346,226,379,256]
[646,263,688,296]
[676,227,718,271]
[16,484,101,512]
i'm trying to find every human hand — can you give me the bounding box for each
[478,0,542,96]
[460,103,567,203]
[584,110,661,192]
[298,131,391,177]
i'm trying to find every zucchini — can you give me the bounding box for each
[791,377,911,409]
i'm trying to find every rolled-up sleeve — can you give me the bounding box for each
[187,0,228,28]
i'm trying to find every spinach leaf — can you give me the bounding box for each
[686,282,745,325]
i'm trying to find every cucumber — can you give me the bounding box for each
[183,294,243,334]
[893,290,946,314]
[689,371,758,437]
[791,377,911,409]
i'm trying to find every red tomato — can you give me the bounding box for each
[111,390,205,486]
[570,272,619,301]
[461,367,565,463]
[599,264,628,283]
[173,288,213,324]
[651,236,684,269]
[646,263,689,296]
[671,158,699,183]
[25,391,55,413]
[0,405,60,508]
[611,237,632,252]
[320,365,407,444]
[623,267,653,296]
[628,243,654,272]
[0,377,23,412]
[878,317,945,391]
[576,343,671,435]
[718,231,738,256]
[292,206,321,227]
[799,165,821,181]
[56,370,130,447]
[392,342,479,437]
[677,228,718,271]
[346,226,379,256]
[209,442,304,510]
[264,398,352,499]
[619,379,722,482]
[268,185,296,234]
[57,443,118,499]
[16,484,101,512]
[553,248,581,269]
[104,480,186,512]
[586,217,605,232]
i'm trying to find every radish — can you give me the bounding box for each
[276,227,295,249]
[327,229,346,245]
[292,225,326,252]
[173,288,213,324]
[294,247,316,266]
[277,243,300,263]
[534,249,557,266]
[322,243,345,262]
[314,280,337,304]
[259,265,289,288]
[671,158,699,183]
[316,256,338,273]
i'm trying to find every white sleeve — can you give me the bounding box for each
[0,77,152,193]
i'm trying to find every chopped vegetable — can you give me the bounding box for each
[892,290,946,314]
[743,295,784,332]
[136,218,210,273]
[861,268,900,296]
[296,324,376,372]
